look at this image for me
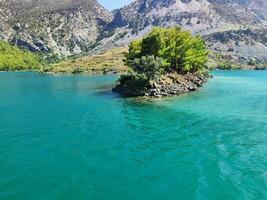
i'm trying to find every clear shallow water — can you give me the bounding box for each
[0,71,267,200]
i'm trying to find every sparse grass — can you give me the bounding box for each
[44,47,129,74]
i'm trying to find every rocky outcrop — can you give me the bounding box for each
[113,73,208,98]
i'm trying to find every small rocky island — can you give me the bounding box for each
[113,73,208,97]
[113,27,209,97]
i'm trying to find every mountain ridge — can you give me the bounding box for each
[97,0,267,65]
[0,0,266,65]
[0,0,112,56]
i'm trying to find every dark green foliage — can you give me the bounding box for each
[127,56,165,79]
[0,41,43,71]
[118,73,149,90]
[217,61,233,70]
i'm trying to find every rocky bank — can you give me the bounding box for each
[113,73,209,98]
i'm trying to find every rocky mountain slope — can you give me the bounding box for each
[0,0,112,56]
[98,0,267,65]
[0,0,266,65]
[108,0,265,33]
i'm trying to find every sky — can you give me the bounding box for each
[98,0,133,10]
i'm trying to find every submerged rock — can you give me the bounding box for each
[113,73,209,98]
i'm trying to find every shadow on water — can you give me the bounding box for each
[92,83,123,99]
[94,89,123,99]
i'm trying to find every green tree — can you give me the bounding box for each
[124,27,209,75]
[129,56,165,79]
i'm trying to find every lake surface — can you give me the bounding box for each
[0,71,267,200]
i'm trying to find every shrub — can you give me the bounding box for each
[128,55,166,80]
[118,73,149,90]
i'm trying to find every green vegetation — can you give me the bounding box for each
[44,47,129,74]
[119,27,209,87]
[0,41,43,71]
[217,60,238,70]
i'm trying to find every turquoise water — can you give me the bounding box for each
[0,71,267,200]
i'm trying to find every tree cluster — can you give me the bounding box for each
[122,27,209,83]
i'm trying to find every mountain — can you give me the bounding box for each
[97,0,267,65]
[0,0,266,65]
[108,0,265,33]
[0,0,112,56]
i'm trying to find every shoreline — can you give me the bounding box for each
[1,68,267,74]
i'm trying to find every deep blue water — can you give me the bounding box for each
[0,71,267,200]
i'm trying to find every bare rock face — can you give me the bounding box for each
[0,0,113,56]
[108,0,267,31]
[99,0,267,63]
[0,6,13,41]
